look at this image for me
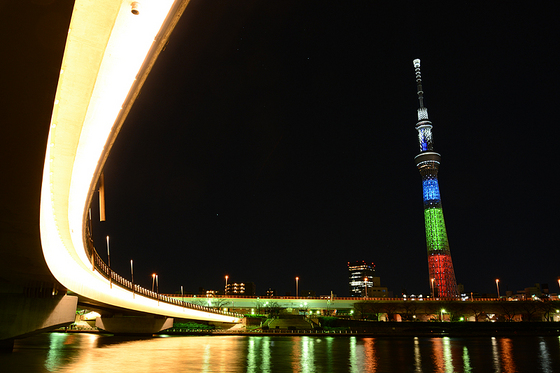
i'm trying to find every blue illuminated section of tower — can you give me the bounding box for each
[413,59,458,298]
[423,178,441,203]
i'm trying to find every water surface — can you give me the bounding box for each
[2,332,559,372]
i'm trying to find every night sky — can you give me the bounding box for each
[91,2,559,297]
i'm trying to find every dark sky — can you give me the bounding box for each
[92,2,559,297]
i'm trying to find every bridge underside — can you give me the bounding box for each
[0,0,237,349]
[0,0,77,350]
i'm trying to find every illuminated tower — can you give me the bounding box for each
[413,59,458,298]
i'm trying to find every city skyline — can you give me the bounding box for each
[90,2,558,297]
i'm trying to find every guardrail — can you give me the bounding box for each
[157,293,503,302]
[84,235,242,318]
[213,329,358,334]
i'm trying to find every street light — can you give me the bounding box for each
[152,273,156,292]
[155,274,159,304]
[130,259,134,298]
[441,308,446,322]
[295,277,299,298]
[364,277,368,298]
[496,279,500,299]
[106,236,111,288]
[225,275,229,295]
[431,278,435,298]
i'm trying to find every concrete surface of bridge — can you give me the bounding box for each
[0,0,239,350]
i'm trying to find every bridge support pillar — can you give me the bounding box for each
[0,294,77,352]
[96,316,173,335]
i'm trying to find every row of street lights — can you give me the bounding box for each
[494,278,560,299]
[107,236,556,302]
[105,235,162,298]
[428,277,502,299]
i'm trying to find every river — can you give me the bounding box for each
[1,332,559,372]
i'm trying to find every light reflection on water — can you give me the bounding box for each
[491,336,501,372]
[442,337,453,372]
[414,337,422,372]
[539,337,552,373]
[2,333,560,373]
[431,337,445,372]
[363,337,377,371]
[500,338,516,373]
[462,346,472,373]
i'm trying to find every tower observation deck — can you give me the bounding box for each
[413,59,458,298]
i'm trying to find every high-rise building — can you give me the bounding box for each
[348,261,375,297]
[412,59,458,298]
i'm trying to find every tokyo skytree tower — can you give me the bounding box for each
[413,59,458,298]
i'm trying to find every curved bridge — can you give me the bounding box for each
[40,0,240,324]
[0,0,239,348]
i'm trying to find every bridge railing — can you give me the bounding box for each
[84,233,242,318]
[157,293,503,302]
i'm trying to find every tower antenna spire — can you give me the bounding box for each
[413,59,429,121]
[413,59,424,107]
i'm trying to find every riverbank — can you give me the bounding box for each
[163,321,560,337]
[58,321,560,337]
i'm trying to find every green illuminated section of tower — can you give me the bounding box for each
[424,208,449,251]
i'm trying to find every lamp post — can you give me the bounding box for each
[181,285,184,307]
[295,277,299,298]
[155,274,159,304]
[431,278,435,298]
[495,279,500,299]
[364,277,368,298]
[130,259,134,298]
[225,275,229,295]
[106,236,111,288]
[152,273,156,292]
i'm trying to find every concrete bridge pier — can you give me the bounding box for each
[96,315,174,335]
[0,293,78,352]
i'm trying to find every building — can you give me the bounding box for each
[225,282,255,296]
[348,261,376,297]
[412,59,458,298]
[365,278,390,298]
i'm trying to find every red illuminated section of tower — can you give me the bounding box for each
[412,59,458,298]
